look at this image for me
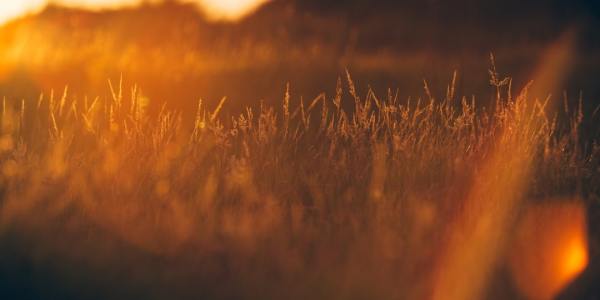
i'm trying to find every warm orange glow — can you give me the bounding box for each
[196,0,271,20]
[561,235,588,285]
[0,0,270,26]
[509,201,588,300]
[0,1,46,26]
[428,31,577,300]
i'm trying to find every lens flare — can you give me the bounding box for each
[563,238,588,278]
[428,30,577,300]
[509,202,588,300]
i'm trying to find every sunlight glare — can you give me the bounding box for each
[194,0,271,20]
[561,235,588,285]
[0,1,46,26]
[510,202,588,300]
[0,0,270,26]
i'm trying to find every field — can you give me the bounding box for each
[0,1,600,300]
[0,62,598,299]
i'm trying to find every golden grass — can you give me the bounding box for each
[0,70,598,299]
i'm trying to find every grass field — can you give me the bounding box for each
[0,1,599,300]
[0,58,598,298]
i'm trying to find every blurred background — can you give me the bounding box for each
[0,0,598,113]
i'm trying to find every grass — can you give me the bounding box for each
[0,68,598,299]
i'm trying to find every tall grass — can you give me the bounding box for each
[0,71,598,299]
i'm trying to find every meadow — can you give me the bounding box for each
[0,60,598,299]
